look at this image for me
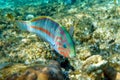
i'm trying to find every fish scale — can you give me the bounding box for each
[17,16,76,58]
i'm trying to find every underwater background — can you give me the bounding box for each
[0,0,120,80]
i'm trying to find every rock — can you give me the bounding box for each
[81,55,108,79]
[103,66,120,80]
[5,60,65,80]
[37,60,64,80]
[109,54,120,71]
[26,14,34,20]
[77,46,91,60]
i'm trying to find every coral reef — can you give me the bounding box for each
[0,0,120,80]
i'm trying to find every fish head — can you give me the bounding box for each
[54,27,76,58]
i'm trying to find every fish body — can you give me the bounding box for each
[17,16,75,58]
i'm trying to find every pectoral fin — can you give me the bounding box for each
[69,26,74,36]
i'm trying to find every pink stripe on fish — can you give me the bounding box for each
[60,30,64,35]
[56,37,62,40]
[31,26,54,38]
[55,36,62,43]
[62,39,67,43]
[58,48,69,57]
[56,42,62,45]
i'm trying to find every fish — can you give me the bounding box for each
[0,62,12,69]
[16,16,76,58]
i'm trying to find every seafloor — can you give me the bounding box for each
[0,1,120,80]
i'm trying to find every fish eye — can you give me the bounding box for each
[63,44,67,48]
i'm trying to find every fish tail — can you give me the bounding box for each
[16,21,30,31]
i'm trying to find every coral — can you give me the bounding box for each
[81,55,108,79]
[0,1,120,80]
[77,46,91,60]
[109,54,120,71]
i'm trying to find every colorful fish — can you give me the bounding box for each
[16,16,76,58]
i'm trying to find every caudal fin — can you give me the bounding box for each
[16,21,30,31]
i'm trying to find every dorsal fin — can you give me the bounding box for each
[31,16,59,23]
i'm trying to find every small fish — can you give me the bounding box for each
[16,16,76,58]
[0,62,12,69]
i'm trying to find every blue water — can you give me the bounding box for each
[0,0,76,9]
[0,0,119,9]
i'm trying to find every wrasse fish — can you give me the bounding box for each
[17,16,76,58]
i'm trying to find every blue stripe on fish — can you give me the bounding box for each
[31,17,60,38]
[17,16,76,58]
